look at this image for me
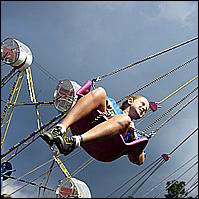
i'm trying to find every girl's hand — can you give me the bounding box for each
[129,122,138,140]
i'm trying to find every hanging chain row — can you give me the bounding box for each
[92,37,198,83]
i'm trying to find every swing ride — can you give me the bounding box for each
[1,36,198,198]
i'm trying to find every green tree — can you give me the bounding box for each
[165,180,187,198]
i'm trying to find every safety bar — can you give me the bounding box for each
[76,80,93,96]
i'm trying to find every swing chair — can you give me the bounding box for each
[53,79,148,162]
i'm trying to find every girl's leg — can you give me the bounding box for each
[55,114,131,155]
[41,87,107,145]
[60,87,107,129]
[80,114,131,144]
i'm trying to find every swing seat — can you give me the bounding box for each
[53,79,148,162]
[70,110,148,162]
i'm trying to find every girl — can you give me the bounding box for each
[41,87,149,165]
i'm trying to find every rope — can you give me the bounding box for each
[3,149,83,197]
[1,67,18,88]
[108,127,197,198]
[33,61,59,83]
[151,94,198,135]
[173,172,198,198]
[1,111,67,161]
[169,128,198,155]
[143,87,198,133]
[119,159,165,198]
[142,154,198,197]
[3,175,55,192]
[71,157,94,176]
[129,160,165,197]
[106,157,163,198]
[157,75,198,104]
[93,37,198,83]
[147,128,198,198]
[117,56,197,103]
[150,128,198,197]
[154,161,198,198]
[181,182,198,198]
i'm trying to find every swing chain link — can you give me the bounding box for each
[91,76,101,89]
[148,131,156,138]
[134,128,156,139]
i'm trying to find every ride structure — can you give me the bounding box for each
[1,38,91,198]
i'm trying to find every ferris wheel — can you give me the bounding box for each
[1,37,92,198]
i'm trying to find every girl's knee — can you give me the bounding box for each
[92,87,107,101]
[95,87,106,96]
[113,115,131,129]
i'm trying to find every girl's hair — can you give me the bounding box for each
[119,95,144,110]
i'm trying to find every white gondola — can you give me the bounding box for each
[1,38,33,70]
[53,79,81,112]
[56,177,91,198]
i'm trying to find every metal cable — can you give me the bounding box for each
[106,157,163,198]
[117,56,197,103]
[173,172,198,198]
[130,160,166,197]
[154,161,198,198]
[94,37,198,81]
[151,95,198,135]
[119,159,165,198]
[169,128,198,155]
[33,61,59,83]
[143,87,198,133]
[142,154,198,197]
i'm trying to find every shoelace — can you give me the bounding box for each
[63,136,75,145]
[92,108,114,124]
[51,126,62,136]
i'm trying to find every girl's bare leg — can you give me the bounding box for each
[41,87,107,145]
[55,114,131,155]
[80,114,131,144]
[61,87,107,129]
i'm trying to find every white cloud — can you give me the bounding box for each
[140,1,198,29]
[1,183,35,198]
[89,1,136,11]
[157,1,198,28]
[91,1,136,6]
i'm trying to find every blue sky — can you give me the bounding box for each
[1,1,198,198]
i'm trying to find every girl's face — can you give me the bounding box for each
[129,97,149,119]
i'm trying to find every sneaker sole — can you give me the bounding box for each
[54,136,69,156]
[40,134,54,146]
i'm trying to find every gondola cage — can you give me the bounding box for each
[56,177,91,198]
[1,37,33,70]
